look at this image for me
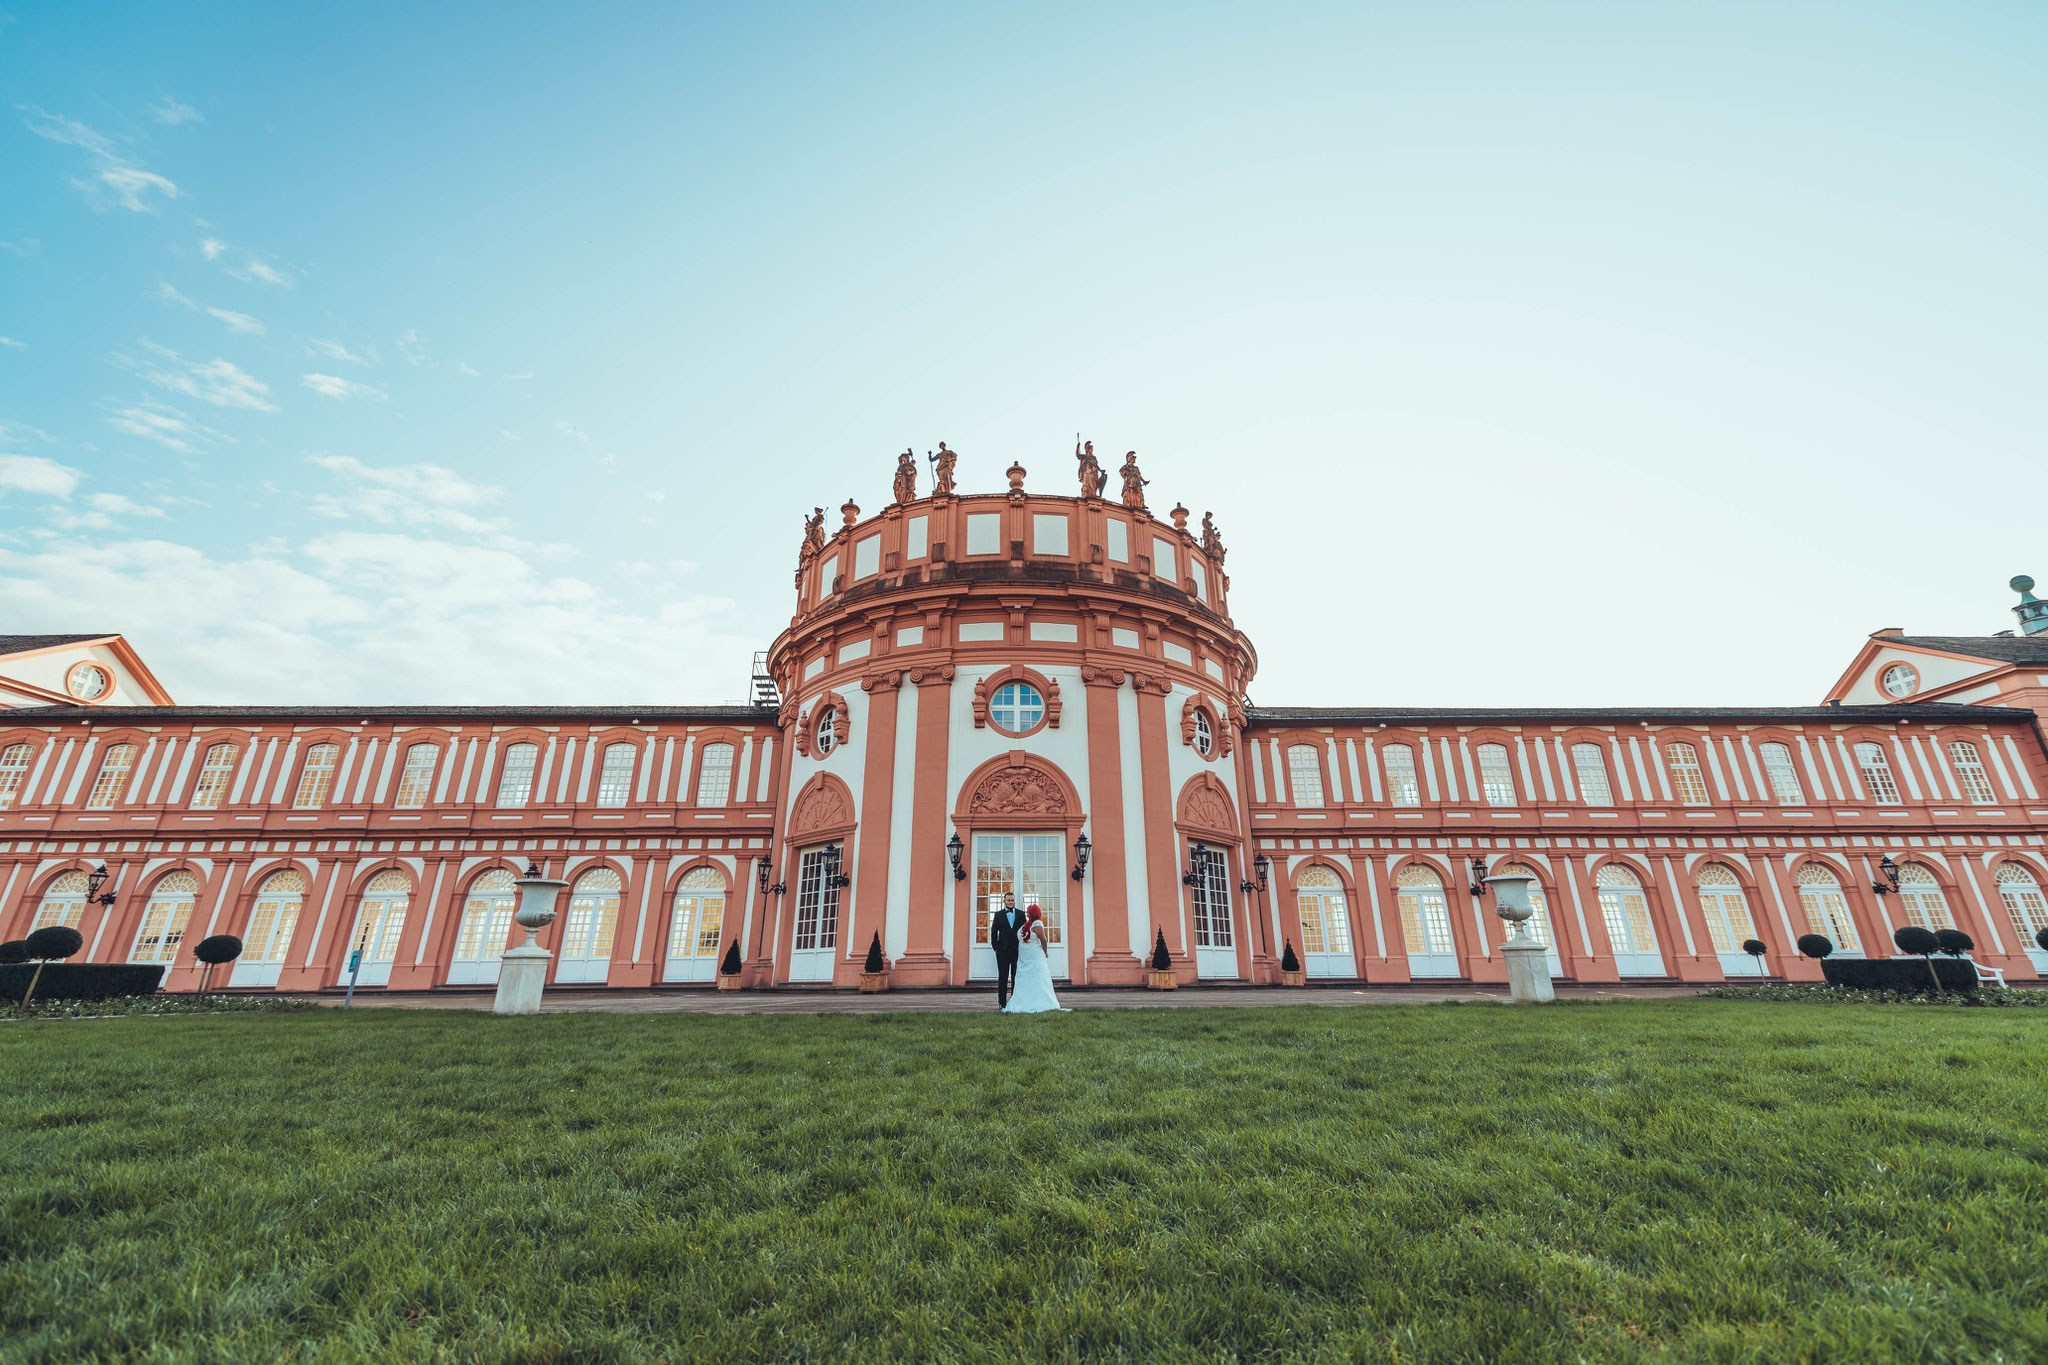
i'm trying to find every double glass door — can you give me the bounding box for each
[971,833,1069,979]
[789,847,841,982]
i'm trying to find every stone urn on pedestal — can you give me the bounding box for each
[494,863,568,1016]
[1487,873,1554,1004]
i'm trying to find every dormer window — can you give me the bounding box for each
[1880,663,1919,698]
[67,663,110,701]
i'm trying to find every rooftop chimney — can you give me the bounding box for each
[1871,627,1904,637]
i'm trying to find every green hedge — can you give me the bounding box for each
[1821,957,1978,993]
[0,962,164,1003]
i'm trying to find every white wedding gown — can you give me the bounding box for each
[1003,932,1069,1013]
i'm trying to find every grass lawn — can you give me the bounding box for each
[4,1001,2046,1363]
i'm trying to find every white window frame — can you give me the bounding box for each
[695,742,736,806]
[1854,742,1901,804]
[1572,743,1614,806]
[1286,745,1325,808]
[393,743,438,809]
[595,743,636,807]
[496,742,540,808]
[1476,743,1515,806]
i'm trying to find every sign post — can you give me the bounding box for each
[343,947,363,1009]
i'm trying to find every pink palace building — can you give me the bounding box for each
[4,446,2048,994]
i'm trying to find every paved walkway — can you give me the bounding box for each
[304,983,1710,1014]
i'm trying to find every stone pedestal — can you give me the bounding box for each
[1501,934,1555,1004]
[494,946,552,1015]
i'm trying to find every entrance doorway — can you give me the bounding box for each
[789,846,841,982]
[969,832,1070,980]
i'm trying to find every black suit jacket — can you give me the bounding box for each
[988,907,1025,959]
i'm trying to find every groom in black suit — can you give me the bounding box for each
[989,892,1025,1009]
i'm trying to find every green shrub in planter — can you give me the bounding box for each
[719,938,742,977]
[1797,933,1833,960]
[1280,939,1301,974]
[1150,929,1172,972]
[863,931,886,975]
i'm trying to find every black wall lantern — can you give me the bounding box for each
[756,854,771,894]
[1070,832,1091,882]
[1873,853,1901,897]
[84,862,118,908]
[1182,840,1208,887]
[948,832,966,881]
[1469,855,1489,898]
[823,843,851,889]
[1241,850,1270,897]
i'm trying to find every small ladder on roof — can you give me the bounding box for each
[750,651,780,709]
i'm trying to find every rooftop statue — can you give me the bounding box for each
[1119,451,1148,510]
[801,507,826,558]
[1075,439,1108,498]
[893,449,918,505]
[929,442,958,496]
[1202,511,1226,563]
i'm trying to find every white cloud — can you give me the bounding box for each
[504,370,534,380]
[207,307,266,335]
[124,341,278,411]
[557,421,591,443]
[0,421,56,446]
[0,454,82,498]
[226,258,290,287]
[22,107,180,212]
[199,237,226,260]
[154,282,196,307]
[106,400,227,454]
[148,99,203,126]
[0,336,23,350]
[86,492,167,518]
[22,108,114,154]
[304,454,517,541]
[98,165,181,212]
[301,373,386,401]
[643,490,668,505]
[458,362,480,376]
[308,338,370,365]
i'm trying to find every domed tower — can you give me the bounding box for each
[760,443,1264,987]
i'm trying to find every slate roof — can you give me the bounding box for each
[1246,703,2030,725]
[1878,635,2048,665]
[0,634,112,656]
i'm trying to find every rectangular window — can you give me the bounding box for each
[0,743,33,810]
[1287,745,1325,807]
[1854,741,1901,804]
[1153,537,1177,585]
[596,743,635,806]
[294,743,339,809]
[1032,513,1069,556]
[1572,743,1614,806]
[1664,742,1711,805]
[1191,847,1233,948]
[1106,519,1129,563]
[1383,744,1420,807]
[1949,741,1997,804]
[793,847,841,951]
[852,536,879,580]
[1477,743,1515,806]
[495,742,538,808]
[189,743,238,810]
[1760,742,1805,805]
[87,743,138,809]
[393,743,438,808]
[966,513,1001,555]
[695,742,735,806]
[906,515,928,561]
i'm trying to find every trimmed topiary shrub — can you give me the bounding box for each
[192,934,243,993]
[0,939,28,966]
[720,938,742,977]
[1150,929,1171,972]
[2037,927,2048,953]
[1280,939,1301,973]
[1893,924,1944,993]
[863,931,886,975]
[1935,929,1975,957]
[1822,957,1977,993]
[1742,939,1768,962]
[0,962,164,1005]
[18,925,85,1007]
[1796,934,1833,960]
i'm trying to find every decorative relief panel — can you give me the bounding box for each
[967,764,1071,817]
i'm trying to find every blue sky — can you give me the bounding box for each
[3,2,2044,706]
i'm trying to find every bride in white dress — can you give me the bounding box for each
[1003,906,1069,1014]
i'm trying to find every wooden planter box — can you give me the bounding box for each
[1145,969,1178,990]
[715,974,744,992]
[858,971,890,993]
[1280,969,1306,987]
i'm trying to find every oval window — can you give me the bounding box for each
[815,708,838,755]
[1880,664,1918,698]
[989,682,1045,735]
[1193,709,1213,756]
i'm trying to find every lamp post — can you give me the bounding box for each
[494,860,568,1016]
[1487,872,1552,1004]
[84,862,118,912]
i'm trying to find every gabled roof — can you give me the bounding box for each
[0,634,115,656]
[1878,635,2048,665]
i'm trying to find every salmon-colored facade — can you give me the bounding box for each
[5,468,2048,991]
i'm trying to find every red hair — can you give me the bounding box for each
[1025,904,1043,926]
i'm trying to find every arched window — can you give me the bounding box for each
[131,870,199,964]
[1664,743,1711,805]
[1492,863,1557,950]
[450,868,519,982]
[0,742,34,810]
[1948,741,1997,804]
[1595,864,1659,962]
[595,743,636,806]
[559,867,622,980]
[695,742,736,806]
[350,870,412,965]
[815,708,839,756]
[294,743,339,808]
[1294,864,1352,959]
[189,743,239,810]
[1572,743,1614,806]
[1796,863,1861,954]
[1394,865,1455,962]
[1759,742,1805,805]
[69,663,110,700]
[1477,743,1515,806]
[668,867,728,969]
[86,742,137,809]
[1996,863,2048,943]
[1694,864,1756,953]
[1382,744,1420,806]
[1853,742,1901,804]
[495,742,539,807]
[393,743,438,808]
[243,869,306,964]
[989,682,1045,735]
[1193,709,1213,757]
[1895,863,1954,931]
[1286,745,1325,807]
[29,870,89,932]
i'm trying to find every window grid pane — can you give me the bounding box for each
[351,871,411,963]
[1760,743,1805,805]
[671,868,728,959]
[454,869,518,961]
[87,743,137,809]
[1572,744,1614,806]
[596,743,636,806]
[1948,742,1997,804]
[794,848,840,951]
[1694,865,1754,953]
[1895,865,1954,930]
[1796,864,1861,953]
[1287,746,1324,808]
[562,869,621,962]
[1494,864,1555,948]
[393,744,438,808]
[1394,866,1453,955]
[244,871,306,964]
[1854,742,1901,804]
[1595,867,1657,955]
[696,743,735,807]
[1477,744,1515,806]
[1996,865,2048,940]
[294,743,339,808]
[1383,745,1420,806]
[31,871,89,932]
[189,744,238,810]
[496,743,539,808]
[0,743,33,810]
[132,871,198,964]
[1665,743,1711,805]
[991,683,1045,733]
[1192,847,1232,948]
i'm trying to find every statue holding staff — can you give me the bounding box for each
[1075,438,1107,498]
[1118,451,1148,510]
[929,442,958,496]
[893,449,918,505]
